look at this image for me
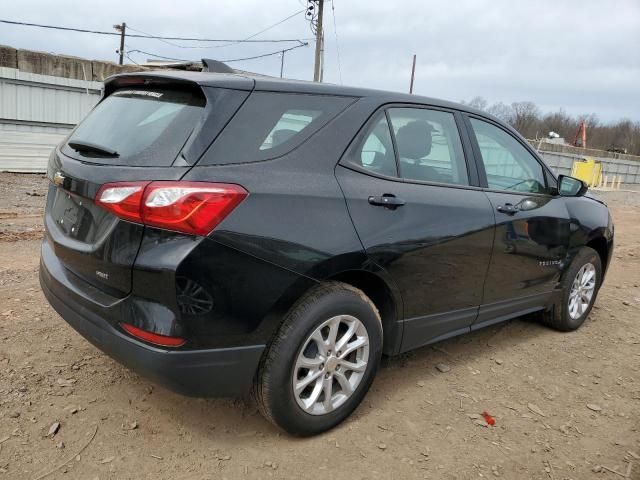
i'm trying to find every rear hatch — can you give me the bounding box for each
[44,74,252,297]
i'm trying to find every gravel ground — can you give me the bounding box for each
[0,173,639,480]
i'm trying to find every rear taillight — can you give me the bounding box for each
[95,182,149,223]
[120,323,186,347]
[95,181,248,236]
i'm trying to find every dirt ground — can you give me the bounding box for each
[0,172,638,480]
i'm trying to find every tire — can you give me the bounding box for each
[254,281,383,436]
[542,246,602,331]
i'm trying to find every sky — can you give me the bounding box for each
[1,0,639,122]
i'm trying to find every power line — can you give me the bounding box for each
[125,9,306,49]
[232,9,306,46]
[221,44,308,63]
[123,49,140,66]
[0,18,306,44]
[125,25,195,49]
[126,42,308,64]
[330,0,343,84]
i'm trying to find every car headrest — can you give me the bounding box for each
[271,129,298,147]
[395,120,433,160]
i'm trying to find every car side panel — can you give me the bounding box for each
[336,166,496,351]
[565,196,613,250]
[479,193,571,306]
[178,97,406,350]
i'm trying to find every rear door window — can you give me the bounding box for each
[344,112,398,177]
[387,108,469,186]
[201,92,354,165]
[63,88,205,166]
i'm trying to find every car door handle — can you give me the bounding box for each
[368,194,406,209]
[496,203,518,215]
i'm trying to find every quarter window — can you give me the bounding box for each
[387,108,469,186]
[469,118,548,194]
[201,92,354,165]
[260,109,322,150]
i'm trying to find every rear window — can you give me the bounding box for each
[63,88,205,166]
[200,92,354,165]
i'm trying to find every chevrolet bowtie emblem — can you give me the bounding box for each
[53,171,66,187]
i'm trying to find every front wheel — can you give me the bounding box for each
[254,282,383,436]
[543,246,602,331]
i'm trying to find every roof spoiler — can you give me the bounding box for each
[201,59,235,74]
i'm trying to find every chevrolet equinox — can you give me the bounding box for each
[40,71,614,435]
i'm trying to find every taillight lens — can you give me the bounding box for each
[95,181,248,236]
[142,182,248,236]
[95,182,149,223]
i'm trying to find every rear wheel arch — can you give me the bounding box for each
[327,269,403,355]
[254,280,384,435]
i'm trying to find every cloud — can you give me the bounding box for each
[1,0,638,121]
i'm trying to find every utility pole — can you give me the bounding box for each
[319,34,324,82]
[114,22,126,65]
[280,50,285,78]
[312,0,324,82]
[409,54,416,94]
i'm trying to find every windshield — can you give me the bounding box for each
[64,88,205,166]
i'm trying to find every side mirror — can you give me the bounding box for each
[558,175,588,197]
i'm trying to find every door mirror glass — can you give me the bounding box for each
[558,175,587,196]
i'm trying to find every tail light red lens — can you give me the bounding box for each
[95,182,149,223]
[95,181,248,236]
[120,323,186,347]
[142,182,248,236]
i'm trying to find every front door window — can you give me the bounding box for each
[469,118,548,194]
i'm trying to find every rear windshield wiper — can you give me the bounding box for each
[68,141,119,158]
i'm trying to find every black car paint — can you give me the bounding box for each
[335,166,496,350]
[40,71,613,397]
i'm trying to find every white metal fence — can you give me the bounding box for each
[0,67,100,172]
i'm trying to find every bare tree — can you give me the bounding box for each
[461,96,488,111]
[509,102,540,138]
[486,102,512,122]
[460,97,640,155]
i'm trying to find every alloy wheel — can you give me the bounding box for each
[292,315,370,415]
[568,263,596,320]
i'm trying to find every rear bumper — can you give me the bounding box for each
[39,246,265,398]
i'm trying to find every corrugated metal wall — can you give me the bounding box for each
[0,67,100,172]
[0,130,67,172]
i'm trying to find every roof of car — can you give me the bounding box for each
[105,69,494,117]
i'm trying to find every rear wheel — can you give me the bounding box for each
[254,282,382,436]
[542,247,602,331]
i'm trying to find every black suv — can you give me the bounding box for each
[40,71,613,436]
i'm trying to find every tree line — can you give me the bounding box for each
[461,97,640,156]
